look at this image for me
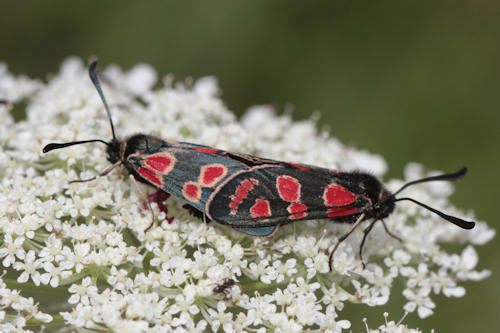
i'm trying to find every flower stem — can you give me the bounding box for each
[4,278,70,295]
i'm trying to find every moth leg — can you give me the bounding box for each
[69,161,121,184]
[329,213,365,272]
[381,219,402,243]
[129,174,155,231]
[359,219,378,269]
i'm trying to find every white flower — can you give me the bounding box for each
[373,312,423,333]
[400,263,430,289]
[0,234,25,267]
[13,250,43,285]
[206,301,233,332]
[429,267,465,297]
[467,221,496,245]
[107,266,134,291]
[182,317,208,332]
[364,265,395,298]
[190,248,218,278]
[0,62,41,102]
[38,234,63,263]
[320,305,351,332]
[384,249,411,276]
[293,236,319,258]
[273,288,294,307]
[168,294,199,319]
[455,245,491,281]
[330,248,356,275]
[40,261,73,287]
[273,313,306,332]
[304,253,329,278]
[68,277,98,305]
[249,259,276,283]
[294,294,322,325]
[403,287,436,318]
[272,258,297,282]
[245,295,277,326]
[60,303,97,328]
[352,280,388,306]
[0,277,53,326]
[0,58,493,332]
[224,243,247,275]
[322,283,349,311]
[60,242,91,273]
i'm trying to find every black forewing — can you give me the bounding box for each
[208,165,366,227]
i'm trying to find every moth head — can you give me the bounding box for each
[370,186,396,220]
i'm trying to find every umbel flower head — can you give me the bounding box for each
[0,58,495,332]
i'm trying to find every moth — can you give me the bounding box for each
[44,61,475,270]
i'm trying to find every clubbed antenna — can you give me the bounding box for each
[43,61,117,154]
[394,167,467,196]
[394,167,475,230]
[395,197,475,229]
[89,60,116,140]
[43,139,109,153]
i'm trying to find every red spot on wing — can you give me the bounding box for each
[182,181,201,203]
[241,179,255,190]
[250,199,271,219]
[323,184,356,207]
[137,167,162,186]
[194,148,219,154]
[233,196,244,204]
[287,202,308,219]
[236,186,248,198]
[327,206,358,217]
[228,178,259,215]
[276,175,301,202]
[145,154,175,173]
[289,162,311,171]
[199,164,227,187]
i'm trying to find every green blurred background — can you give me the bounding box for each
[1,1,498,331]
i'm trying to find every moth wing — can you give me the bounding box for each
[177,141,282,166]
[133,144,250,213]
[233,225,280,236]
[208,166,364,228]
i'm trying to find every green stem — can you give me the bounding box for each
[244,280,289,293]
[4,279,70,295]
[26,314,64,326]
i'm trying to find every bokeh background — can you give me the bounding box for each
[1,1,498,331]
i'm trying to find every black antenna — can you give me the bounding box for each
[89,60,116,140]
[395,197,475,229]
[394,167,467,196]
[42,61,117,154]
[43,139,109,153]
[392,166,475,230]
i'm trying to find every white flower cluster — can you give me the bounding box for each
[0,58,495,332]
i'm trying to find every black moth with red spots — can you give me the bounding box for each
[43,61,476,271]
